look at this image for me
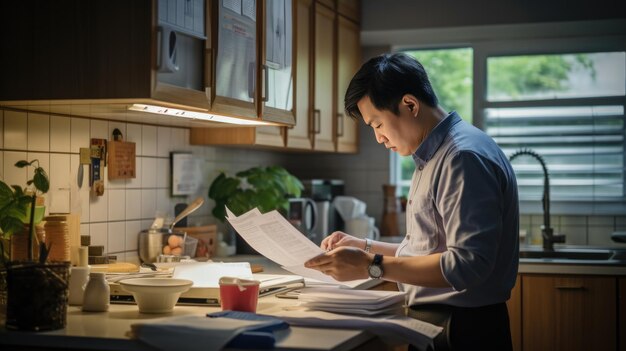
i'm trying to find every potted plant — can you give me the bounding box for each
[0,160,70,331]
[208,166,303,254]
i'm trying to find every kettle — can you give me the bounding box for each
[288,198,317,237]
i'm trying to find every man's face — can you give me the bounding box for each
[357,96,422,156]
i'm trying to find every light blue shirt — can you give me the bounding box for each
[396,112,519,307]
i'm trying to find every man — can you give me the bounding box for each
[304,53,519,350]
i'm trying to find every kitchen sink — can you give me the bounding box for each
[519,249,614,260]
[519,247,626,264]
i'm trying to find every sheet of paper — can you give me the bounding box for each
[272,308,442,350]
[172,262,253,287]
[226,207,369,287]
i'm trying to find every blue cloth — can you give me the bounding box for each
[397,111,519,307]
[207,311,289,349]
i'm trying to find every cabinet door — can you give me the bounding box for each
[335,15,360,153]
[286,0,314,149]
[209,0,258,119]
[617,278,626,351]
[312,3,336,151]
[506,275,521,351]
[337,0,359,23]
[261,0,296,126]
[522,275,616,351]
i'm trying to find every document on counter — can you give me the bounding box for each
[226,207,371,287]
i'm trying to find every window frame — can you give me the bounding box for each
[388,21,626,215]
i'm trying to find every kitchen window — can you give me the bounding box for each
[391,29,626,214]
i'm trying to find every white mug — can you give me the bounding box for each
[345,216,380,240]
[68,266,90,306]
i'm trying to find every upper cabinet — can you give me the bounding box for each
[310,2,337,152]
[0,0,294,128]
[207,0,295,126]
[335,14,360,153]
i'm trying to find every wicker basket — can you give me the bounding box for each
[5,261,70,331]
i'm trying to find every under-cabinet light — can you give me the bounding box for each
[128,104,277,126]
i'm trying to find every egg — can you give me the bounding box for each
[171,247,183,256]
[168,235,182,248]
[163,245,171,254]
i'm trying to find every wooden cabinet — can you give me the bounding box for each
[335,15,360,153]
[286,0,315,150]
[617,277,626,351]
[506,275,522,351]
[311,2,337,152]
[337,0,360,23]
[0,0,297,128]
[519,274,617,351]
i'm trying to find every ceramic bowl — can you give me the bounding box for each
[119,278,193,313]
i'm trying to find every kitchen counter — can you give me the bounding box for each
[0,294,378,351]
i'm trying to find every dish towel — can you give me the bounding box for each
[130,312,288,351]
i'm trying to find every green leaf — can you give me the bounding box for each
[14,160,31,168]
[34,168,50,193]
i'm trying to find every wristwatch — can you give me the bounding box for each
[368,254,384,279]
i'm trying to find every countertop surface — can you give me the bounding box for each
[0,295,374,351]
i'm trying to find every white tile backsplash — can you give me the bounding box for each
[49,153,70,213]
[141,157,157,188]
[27,112,50,151]
[90,119,108,140]
[141,125,157,156]
[125,220,141,251]
[89,191,109,222]
[50,116,71,152]
[108,189,126,221]
[125,189,142,220]
[141,189,157,219]
[70,118,90,152]
[156,158,170,188]
[4,110,28,149]
[157,127,171,157]
[107,221,126,253]
[89,222,108,249]
[3,151,28,187]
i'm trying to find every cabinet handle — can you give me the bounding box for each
[555,286,586,291]
[262,64,269,102]
[314,109,321,134]
[337,113,344,137]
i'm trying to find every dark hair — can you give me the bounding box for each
[344,53,439,120]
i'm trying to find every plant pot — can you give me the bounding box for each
[17,204,46,225]
[5,261,70,331]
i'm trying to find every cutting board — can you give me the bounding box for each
[90,262,139,273]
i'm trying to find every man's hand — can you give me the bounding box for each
[321,231,366,251]
[304,246,371,281]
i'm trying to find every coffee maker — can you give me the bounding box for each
[301,179,345,245]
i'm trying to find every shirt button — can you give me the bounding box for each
[406,235,411,239]
[418,165,424,171]
[408,200,412,205]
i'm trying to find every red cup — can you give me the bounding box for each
[219,277,260,312]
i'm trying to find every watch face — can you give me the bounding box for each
[368,264,383,279]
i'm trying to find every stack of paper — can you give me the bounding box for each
[296,287,407,316]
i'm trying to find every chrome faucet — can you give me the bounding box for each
[509,148,565,251]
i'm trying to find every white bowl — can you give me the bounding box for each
[120,278,193,313]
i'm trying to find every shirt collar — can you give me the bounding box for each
[412,111,462,166]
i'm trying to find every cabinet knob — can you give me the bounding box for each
[313,109,321,134]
